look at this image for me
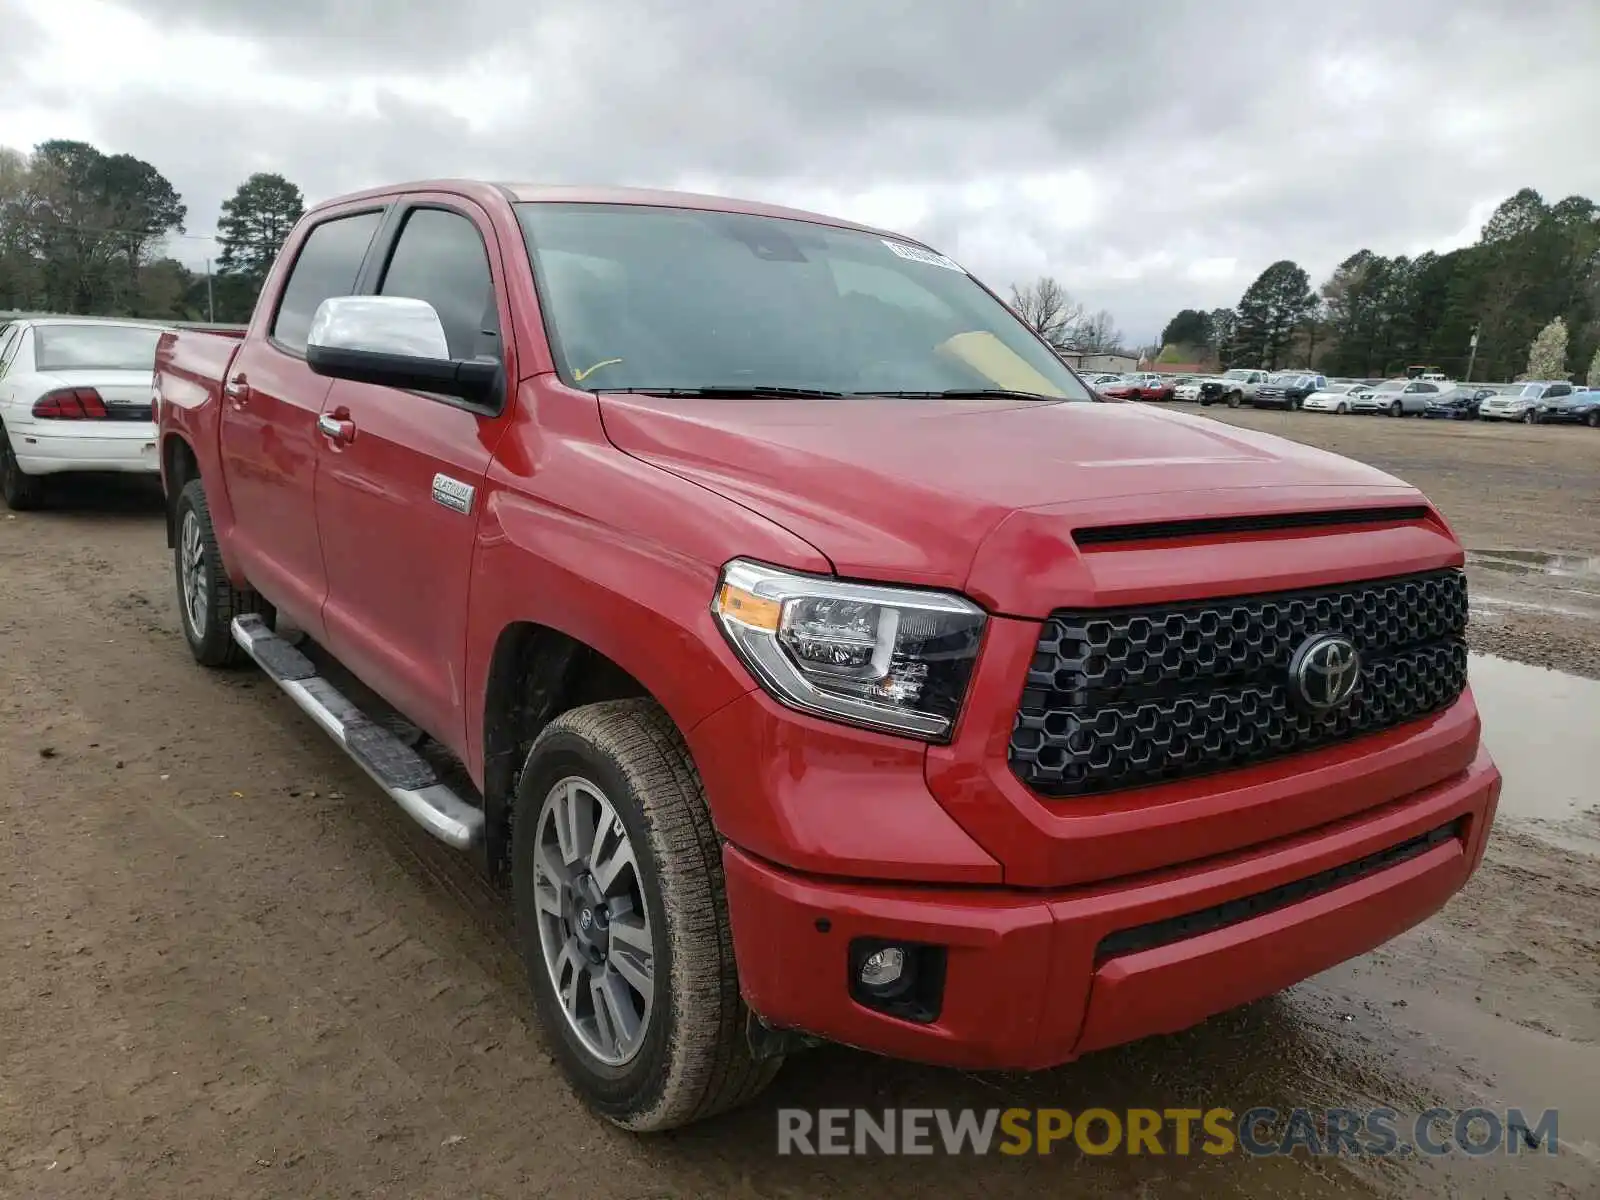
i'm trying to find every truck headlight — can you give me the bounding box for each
[711,558,986,741]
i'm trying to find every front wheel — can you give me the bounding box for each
[1587,412,1599,428]
[0,424,45,511]
[1227,391,1243,409]
[1523,410,1538,425]
[173,479,270,667]
[1336,403,1349,415]
[1388,400,1403,418]
[512,699,779,1131]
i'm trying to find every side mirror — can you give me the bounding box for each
[306,296,501,407]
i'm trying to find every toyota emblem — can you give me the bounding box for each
[1289,633,1361,712]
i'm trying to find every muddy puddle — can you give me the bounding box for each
[1469,653,1600,850]
[1466,549,1600,580]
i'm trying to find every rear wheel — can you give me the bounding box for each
[174,479,270,668]
[0,424,44,511]
[512,699,779,1131]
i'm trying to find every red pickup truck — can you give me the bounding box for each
[155,181,1501,1131]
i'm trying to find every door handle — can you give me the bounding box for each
[317,414,356,444]
[223,374,250,406]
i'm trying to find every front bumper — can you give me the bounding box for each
[725,748,1499,1069]
[9,426,159,476]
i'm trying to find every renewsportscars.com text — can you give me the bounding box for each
[776,1106,1561,1158]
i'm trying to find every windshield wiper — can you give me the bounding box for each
[594,385,850,398]
[861,388,1067,402]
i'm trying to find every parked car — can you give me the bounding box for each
[1253,372,1328,411]
[1478,381,1571,423]
[1528,385,1598,426]
[0,316,167,510]
[1198,367,1271,408]
[1172,375,1206,402]
[1098,373,1173,402]
[153,179,1500,1132]
[1301,382,1364,414]
[1424,387,1495,420]
[1351,378,1445,417]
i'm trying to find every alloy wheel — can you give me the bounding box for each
[532,775,655,1066]
[179,509,208,639]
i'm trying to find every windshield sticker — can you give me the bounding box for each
[882,239,965,272]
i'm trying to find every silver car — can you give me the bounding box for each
[1480,381,1574,423]
[1350,378,1444,417]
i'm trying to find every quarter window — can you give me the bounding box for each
[271,211,384,352]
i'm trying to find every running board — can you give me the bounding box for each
[230,615,484,851]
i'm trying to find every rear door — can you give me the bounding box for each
[314,196,516,751]
[219,205,386,638]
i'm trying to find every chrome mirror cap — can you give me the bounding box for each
[307,296,449,361]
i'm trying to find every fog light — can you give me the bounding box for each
[848,938,947,1023]
[859,946,906,990]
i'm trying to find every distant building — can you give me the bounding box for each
[1059,350,1138,374]
[1138,360,1210,375]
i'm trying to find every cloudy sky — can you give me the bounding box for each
[2,0,1597,342]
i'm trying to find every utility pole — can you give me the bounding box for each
[1465,325,1480,382]
[204,256,215,323]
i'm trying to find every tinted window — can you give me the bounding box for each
[379,208,499,361]
[35,324,162,372]
[517,203,1089,399]
[1546,384,1571,398]
[272,211,383,352]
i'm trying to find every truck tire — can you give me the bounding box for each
[0,424,45,511]
[511,699,779,1131]
[1227,391,1243,409]
[173,479,270,668]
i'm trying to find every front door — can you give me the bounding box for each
[218,206,386,637]
[314,199,515,753]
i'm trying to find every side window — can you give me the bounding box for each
[1546,384,1571,398]
[378,208,499,361]
[271,211,384,353]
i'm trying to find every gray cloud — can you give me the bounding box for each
[14,0,1600,340]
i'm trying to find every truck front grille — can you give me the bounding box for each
[1008,569,1469,797]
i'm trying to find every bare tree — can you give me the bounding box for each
[1009,276,1083,349]
[1074,309,1124,354]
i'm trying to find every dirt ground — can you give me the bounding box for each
[2,410,1597,1199]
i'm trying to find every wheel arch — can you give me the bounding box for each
[479,620,717,882]
[161,432,200,549]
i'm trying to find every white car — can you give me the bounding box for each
[1172,376,1205,401]
[0,317,164,510]
[1301,382,1365,413]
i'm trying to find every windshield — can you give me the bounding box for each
[1223,369,1253,380]
[1270,374,1307,385]
[1373,380,1407,394]
[516,203,1089,400]
[35,323,162,372]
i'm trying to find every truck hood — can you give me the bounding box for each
[598,394,1447,616]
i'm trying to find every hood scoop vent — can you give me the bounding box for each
[1073,505,1432,548]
